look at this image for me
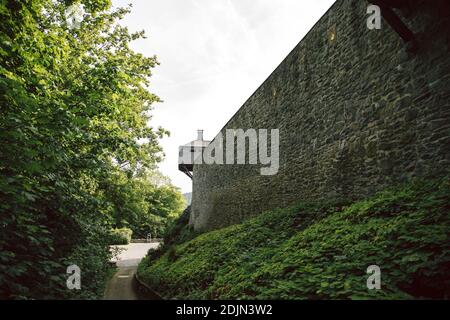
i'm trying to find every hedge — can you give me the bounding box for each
[108,228,133,245]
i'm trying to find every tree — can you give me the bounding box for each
[0,0,168,299]
[105,170,186,239]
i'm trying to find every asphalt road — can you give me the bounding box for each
[104,243,160,300]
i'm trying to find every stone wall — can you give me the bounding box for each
[191,0,450,231]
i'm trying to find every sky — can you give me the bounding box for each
[112,0,335,193]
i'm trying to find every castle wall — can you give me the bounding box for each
[191,0,450,231]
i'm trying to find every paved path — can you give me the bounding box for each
[104,243,160,300]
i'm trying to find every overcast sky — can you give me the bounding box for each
[112,0,335,193]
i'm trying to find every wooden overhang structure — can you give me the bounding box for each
[178,130,210,179]
[370,0,450,53]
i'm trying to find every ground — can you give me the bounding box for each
[104,243,160,300]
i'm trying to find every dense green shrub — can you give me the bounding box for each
[64,224,115,299]
[145,206,196,262]
[108,228,133,245]
[163,206,197,246]
[138,178,450,300]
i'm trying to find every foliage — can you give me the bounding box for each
[0,0,175,299]
[108,227,133,245]
[163,205,197,247]
[146,206,198,262]
[138,178,450,300]
[105,170,186,239]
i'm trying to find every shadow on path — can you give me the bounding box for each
[103,243,161,300]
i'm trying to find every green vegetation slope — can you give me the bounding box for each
[138,178,450,299]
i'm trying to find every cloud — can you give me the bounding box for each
[112,0,335,192]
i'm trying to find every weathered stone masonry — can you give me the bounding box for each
[191,0,450,231]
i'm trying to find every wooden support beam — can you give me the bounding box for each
[180,165,193,179]
[370,0,418,52]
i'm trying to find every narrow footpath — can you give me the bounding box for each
[104,242,160,300]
